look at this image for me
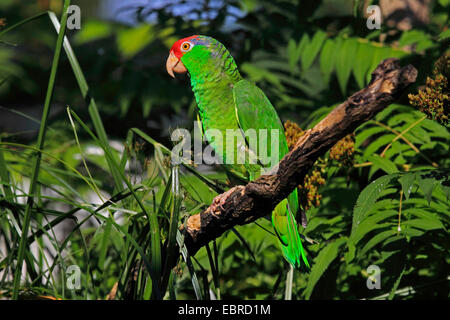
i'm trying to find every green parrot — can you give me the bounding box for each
[166,35,309,269]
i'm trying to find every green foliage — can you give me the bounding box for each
[0,0,449,300]
[304,237,346,299]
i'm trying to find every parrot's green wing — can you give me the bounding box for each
[232,80,309,269]
[232,80,289,178]
[195,113,249,184]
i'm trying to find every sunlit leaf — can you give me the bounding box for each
[335,37,358,95]
[301,30,327,71]
[398,173,416,200]
[116,24,154,58]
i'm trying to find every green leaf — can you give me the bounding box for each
[344,243,356,263]
[177,230,203,300]
[409,123,431,144]
[388,266,406,300]
[116,24,154,58]
[241,63,283,90]
[0,11,48,38]
[49,12,124,191]
[352,174,398,235]
[335,37,358,96]
[362,134,396,159]
[319,39,336,85]
[402,218,444,231]
[231,228,257,262]
[366,46,392,84]
[12,2,71,300]
[404,208,445,230]
[398,173,416,200]
[368,154,399,175]
[359,229,397,257]
[421,119,449,138]
[141,97,152,118]
[301,30,327,71]
[416,176,436,204]
[440,184,450,200]
[402,227,424,237]
[352,42,374,88]
[438,29,450,40]
[375,104,408,122]
[297,33,310,60]
[287,38,298,71]
[0,139,14,201]
[98,219,112,270]
[74,20,112,44]
[304,238,346,299]
[398,30,435,52]
[351,211,397,245]
[161,166,182,296]
[355,126,386,149]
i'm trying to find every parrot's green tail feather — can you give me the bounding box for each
[271,198,310,270]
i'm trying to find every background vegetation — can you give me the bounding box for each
[0,0,448,300]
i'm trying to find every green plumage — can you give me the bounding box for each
[180,36,309,269]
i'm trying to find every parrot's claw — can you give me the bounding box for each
[210,189,235,214]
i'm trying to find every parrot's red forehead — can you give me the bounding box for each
[170,35,200,58]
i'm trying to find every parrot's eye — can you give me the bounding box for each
[181,41,193,52]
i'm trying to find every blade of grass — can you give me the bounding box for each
[67,108,163,298]
[284,265,294,300]
[205,242,220,300]
[0,11,48,38]
[131,128,225,193]
[98,219,112,271]
[0,138,14,201]
[108,215,161,299]
[120,129,134,172]
[146,203,163,299]
[231,227,257,263]
[48,11,123,191]
[0,142,100,192]
[192,256,210,300]
[269,267,285,299]
[213,240,219,289]
[168,270,176,300]
[66,107,105,202]
[0,106,58,135]
[0,185,143,272]
[11,0,71,299]
[161,165,182,295]
[116,224,148,300]
[213,241,221,299]
[177,230,203,300]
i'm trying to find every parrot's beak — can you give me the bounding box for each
[166,51,187,78]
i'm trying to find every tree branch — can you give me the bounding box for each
[180,58,417,256]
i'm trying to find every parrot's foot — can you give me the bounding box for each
[210,188,236,214]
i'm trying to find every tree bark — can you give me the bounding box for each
[180,58,417,256]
